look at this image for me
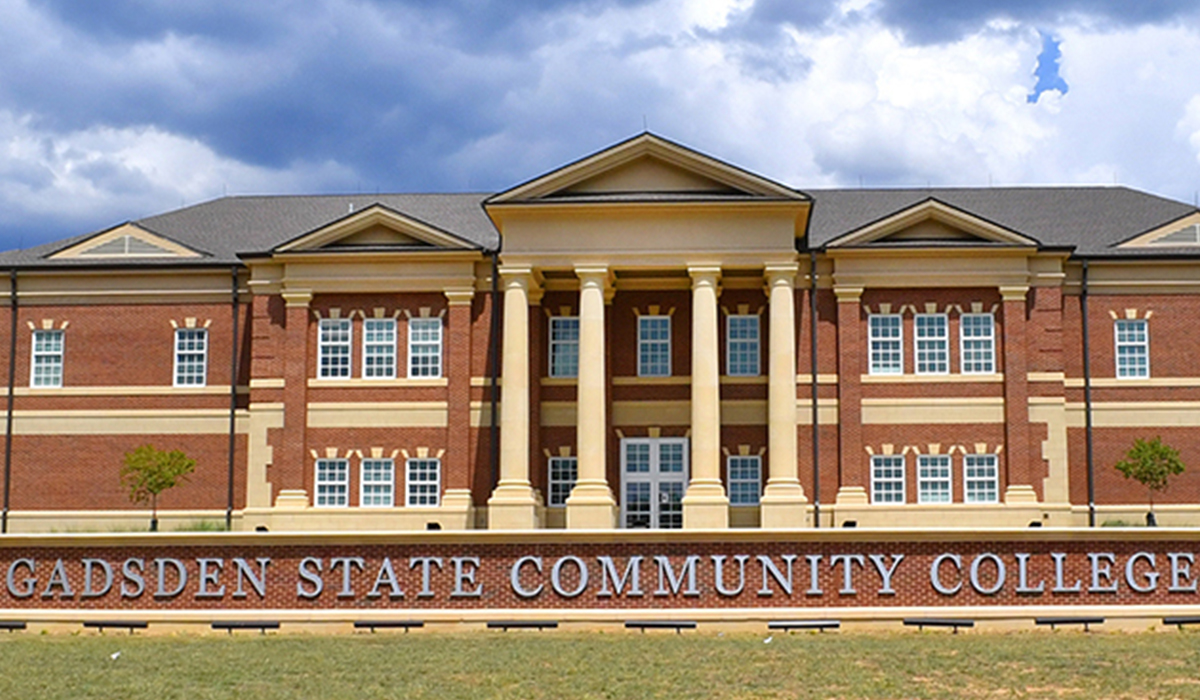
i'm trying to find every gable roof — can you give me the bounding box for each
[805,186,1198,256]
[0,193,498,268]
[824,197,1038,248]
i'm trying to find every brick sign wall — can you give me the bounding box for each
[3,532,1200,613]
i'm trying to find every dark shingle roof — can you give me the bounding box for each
[0,193,498,268]
[805,186,1198,255]
[1,185,1196,268]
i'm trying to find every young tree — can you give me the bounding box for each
[121,445,196,532]
[1115,436,1185,525]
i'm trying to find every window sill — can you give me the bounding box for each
[861,373,1004,384]
[307,378,448,388]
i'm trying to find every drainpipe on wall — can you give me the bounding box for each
[2,270,15,534]
[810,250,820,528]
[225,266,239,532]
[1081,259,1096,527]
[488,251,502,493]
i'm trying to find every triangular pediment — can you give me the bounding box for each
[275,204,479,253]
[1117,211,1200,248]
[488,133,805,203]
[826,199,1038,248]
[48,223,205,260]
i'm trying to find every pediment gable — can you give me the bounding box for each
[1117,211,1200,248]
[826,199,1038,248]
[48,223,205,260]
[489,133,805,203]
[275,204,479,253]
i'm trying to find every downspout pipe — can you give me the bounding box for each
[809,250,820,528]
[2,270,15,534]
[488,251,501,492]
[1081,259,1096,527]
[225,266,239,531]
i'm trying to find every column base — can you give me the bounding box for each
[759,480,809,529]
[487,481,543,530]
[834,486,869,505]
[440,489,476,530]
[274,489,309,508]
[565,481,618,529]
[1004,484,1039,504]
[682,480,729,529]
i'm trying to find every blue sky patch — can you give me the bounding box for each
[1028,30,1069,103]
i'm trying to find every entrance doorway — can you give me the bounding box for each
[620,437,689,529]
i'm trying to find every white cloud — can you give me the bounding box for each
[0,111,355,228]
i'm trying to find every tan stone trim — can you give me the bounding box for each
[612,376,691,386]
[796,373,839,385]
[1063,377,1200,388]
[49,222,203,259]
[16,385,249,397]
[1027,372,1065,383]
[10,270,244,306]
[443,288,476,305]
[827,199,1038,248]
[861,373,1004,384]
[282,290,313,307]
[10,409,250,435]
[721,376,768,385]
[1064,401,1200,427]
[796,399,840,426]
[307,402,448,428]
[249,378,286,389]
[470,376,499,387]
[539,377,578,387]
[306,377,448,388]
[861,398,1005,424]
[276,206,478,253]
[468,401,494,428]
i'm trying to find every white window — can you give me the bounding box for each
[914,313,948,374]
[360,458,394,507]
[870,455,905,504]
[638,316,671,377]
[917,454,952,503]
[960,313,995,374]
[547,456,578,507]
[408,318,442,378]
[964,454,999,503]
[318,319,352,378]
[31,330,64,388]
[868,314,903,375]
[406,458,441,506]
[173,328,208,387]
[314,458,349,507]
[1114,319,1149,378]
[726,315,760,376]
[362,319,397,379]
[727,455,762,506]
[549,317,579,378]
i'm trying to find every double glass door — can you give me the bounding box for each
[621,438,689,529]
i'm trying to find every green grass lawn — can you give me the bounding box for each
[1,631,1198,699]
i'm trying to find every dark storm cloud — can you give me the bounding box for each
[874,0,1200,44]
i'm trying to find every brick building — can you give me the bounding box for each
[1,133,1198,533]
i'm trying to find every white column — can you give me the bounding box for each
[682,265,729,529]
[487,266,541,529]
[565,266,618,528]
[759,263,808,528]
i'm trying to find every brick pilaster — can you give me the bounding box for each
[279,291,311,503]
[835,287,865,504]
[444,289,475,492]
[1001,286,1031,495]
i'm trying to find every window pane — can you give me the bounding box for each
[363,319,397,379]
[728,455,761,505]
[173,328,208,386]
[360,459,394,507]
[964,455,999,503]
[960,313,995,374]
[726,315,760,376]
[917,455,952,503]
[406,458,441,506]
[914,314,948,374]
[315,459,348,507]
[638,316,671,377]
[869,315,902,375]
[548,456,578,507]
[31,330,64,388]
[549,317,579,378]
[871,455,905,503]
[409,318,442,378]
[1115,319,1149,378]
[318,319,352,378]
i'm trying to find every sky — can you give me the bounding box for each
[3,0,1200,251]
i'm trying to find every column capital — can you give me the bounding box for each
[833,285,863,302]
[687,264,722,282]
[281,290,313,308]
[999,285,1030,302]
[574,265,615,303]
[764,263,799,288]
[443,287,476,306]
[498,266,543,304]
